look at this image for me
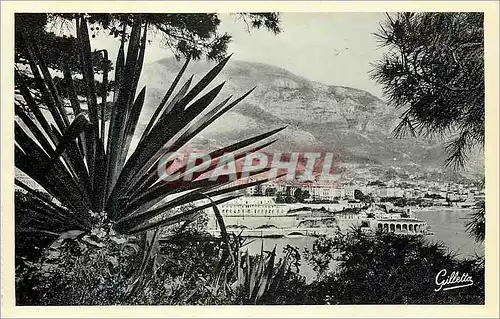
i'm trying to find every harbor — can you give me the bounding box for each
[207,196,433,238]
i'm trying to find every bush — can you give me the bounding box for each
[15,213,235,305]
[303,230,485,304]
[16,212,136,305]
[15,212,301,305]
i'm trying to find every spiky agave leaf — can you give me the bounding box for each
[14,14,283,239]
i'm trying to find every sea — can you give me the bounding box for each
[241,208,484,281]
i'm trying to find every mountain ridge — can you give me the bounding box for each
[136,57,483,179]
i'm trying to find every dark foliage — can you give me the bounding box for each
[371,12,484,169]
[15,191,60,263]
[466,200,485,242]
[15,13,281,67]
[303,230,485,304]
[14,12,281,110]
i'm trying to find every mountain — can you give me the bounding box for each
[135,57,483,179]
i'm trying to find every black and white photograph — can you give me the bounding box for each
[2,1,499,316]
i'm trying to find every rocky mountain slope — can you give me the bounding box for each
[135,57,482,177]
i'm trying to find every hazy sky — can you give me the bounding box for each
[92,12,389,98]
[219,12,389,98]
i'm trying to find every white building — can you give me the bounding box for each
[289,184,344,201]
[218,196,289,216]
[344,186,356,199]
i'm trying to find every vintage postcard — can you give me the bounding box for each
[1,1,499,318]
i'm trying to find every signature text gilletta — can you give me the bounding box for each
[435,269,474,291]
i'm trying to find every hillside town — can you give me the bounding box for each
[237,176,484,208]
[204,171,484,239]
[197,167,484,240]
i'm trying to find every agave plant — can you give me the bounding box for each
[212,242,297,305]
[203,205,297,305]
[14,14,283,238]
